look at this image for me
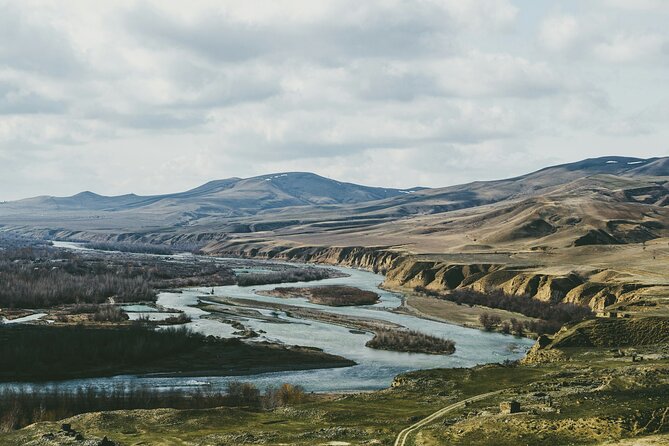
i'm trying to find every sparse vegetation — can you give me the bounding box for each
[0,381,309,431]
[0,241,235,308]
[366,328,456,355]
[92,305,129,322]
[236,268,339,286]
[416,287,593,334]
[261,285,379,306]
[87,241,174,255]
[163,312,192,324]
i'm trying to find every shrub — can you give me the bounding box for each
[236,268,334,286]
[163,313,192,324]
[510,318,525,336]
[500,321,511,334]
[226,381,261,408]
[92,305,128,322]
[366,329,455,355]
[415,286,593,334]
[87,242,174,255]
[479,313,501,331]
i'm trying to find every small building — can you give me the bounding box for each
[500,400,521,414]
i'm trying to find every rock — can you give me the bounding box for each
[99,436,116,446]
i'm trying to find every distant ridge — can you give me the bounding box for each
[0,156,665,242]
[4,172,426,216]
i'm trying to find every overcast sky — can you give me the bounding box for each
[1,0,668,200]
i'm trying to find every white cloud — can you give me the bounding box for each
[593,34,666,63]
[0,0,666,200]
[539,14,580,52]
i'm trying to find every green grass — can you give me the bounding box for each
[4,354,669,445]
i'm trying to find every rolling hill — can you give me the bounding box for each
[0,155,667,316]
[1,172,423,217]
[0,156,665,244]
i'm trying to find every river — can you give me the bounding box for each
[5,242,533,393]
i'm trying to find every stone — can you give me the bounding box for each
[500,400,521,414]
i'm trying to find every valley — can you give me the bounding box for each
[0,156,668,445]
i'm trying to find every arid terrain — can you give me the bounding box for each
[1,156,668,445]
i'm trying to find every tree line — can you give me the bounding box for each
[0,381,307,431]
[86,241,174,255]
[236,268,334,286]
[0,245,235,308]
[478,313,561,336]
[0,325,204,381]
[415,287,593,327]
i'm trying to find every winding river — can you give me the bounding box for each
[6,243,533,393]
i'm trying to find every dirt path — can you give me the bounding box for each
[394,390,503,446]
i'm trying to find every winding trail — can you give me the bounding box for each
[394,390,503,446]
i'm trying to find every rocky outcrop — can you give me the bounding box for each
[207,242,660,312]
[205,242,403,274]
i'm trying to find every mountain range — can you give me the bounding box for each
[1,155,668,313]
[0,156,666,251]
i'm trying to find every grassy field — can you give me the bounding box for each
[401,292,539,330]
[5,345,669,445]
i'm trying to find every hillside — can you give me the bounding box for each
[1,156,667,314]
[0,172,422,220]
[1,156,665,238]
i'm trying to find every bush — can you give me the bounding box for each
[0,380,311,431]
[510,318,525,336]
[87,242,174,255]
[479,313,501,331]
[226,381,261,408]
[263,383,306,409]
[415,286,593,333]
[236,268,334,286]
[366,329,455,355]
[163,313,192,324]
[92,305,128,322]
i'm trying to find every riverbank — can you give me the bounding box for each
[200,296,402,333]
[257,285,379,306]
[0,324,354,382]
[205,242,669,318]
[1,245,532,396]
[6,343,669,445]
[366,328,456,355]
[390,286,539,338]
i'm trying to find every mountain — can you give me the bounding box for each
[0,156,666,248]
[333,156,669,218]
[1,172,424,218]
[258,156,669,250]
[197,156,668,317]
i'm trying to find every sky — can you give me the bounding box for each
[0,0,668,200]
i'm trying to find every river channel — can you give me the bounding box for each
[7,242,533,393]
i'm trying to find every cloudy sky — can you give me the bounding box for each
[1,0,667,200]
